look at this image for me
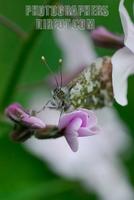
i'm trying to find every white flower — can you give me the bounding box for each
[112,0,134,106]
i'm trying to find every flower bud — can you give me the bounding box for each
[91,27,124,49]
[5,103,46,129]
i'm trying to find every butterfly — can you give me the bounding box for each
[51,56,113,112]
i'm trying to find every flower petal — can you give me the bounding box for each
[65,118,82,152]
[79,109,98,128]
[112,47,134,106]
[78,126,100,137]
[59,110,88,130]
[66,118,82,132]
[5,103,28,122]
[65,131,79,152]
[119,0,134,53]
[22,116,46,129]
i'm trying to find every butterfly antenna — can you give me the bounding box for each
[58,58,63,88]
[41,56,59,87]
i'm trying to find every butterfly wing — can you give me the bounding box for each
[65,57,113,110]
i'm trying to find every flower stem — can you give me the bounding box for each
[0,15,28,40]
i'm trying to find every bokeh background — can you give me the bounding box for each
[0,0,134,199]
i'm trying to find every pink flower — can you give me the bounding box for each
[58,109,100,152]
[5,103,46,129]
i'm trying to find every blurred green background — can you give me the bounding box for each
[0,0,134,199]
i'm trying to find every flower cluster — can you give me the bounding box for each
[5,103,99,152]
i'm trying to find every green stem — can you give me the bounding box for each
[0,15,28,40]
